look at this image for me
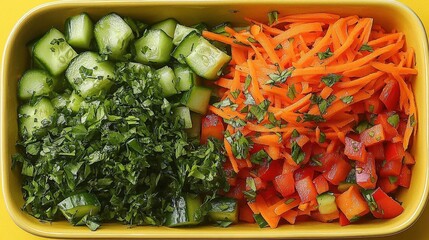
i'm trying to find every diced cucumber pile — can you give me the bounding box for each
[20,13,232,140]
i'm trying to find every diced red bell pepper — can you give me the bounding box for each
[295,176,318,203]
[294,167,314,182]
[377,177,399,194]
[258,160,283,181]
[313,174,330,194]
[200,114,224,144]
[236,159,249,170]
[336,185,370,220]
[360,124,385,147]
[385,142,405,162]
[379,160,402,177]
[225,179,246,200]
[283,161,300,174]
[403,152,416,165]
[223,162,237,186]
[237,167,251,179]
[398,120,407,136]
[239,203,255,223]
[323,158,352,185]
[311,152,339,173]
[356,153,378,189]
[365,95,384,114]
[249,143,265,155]
[339,211,351,226]
[352,102,366,114]
[371,188,404,219]
[375,113,398,140]
[367,143,385,161]
[346,133,361,142]
[274,173,295,197]
[398,165,412,188]
[379,79,400,111]
[301,143,313,165]
[344,137,367,162]
[259,187,278,202]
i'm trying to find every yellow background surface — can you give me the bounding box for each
[1,0,428,239]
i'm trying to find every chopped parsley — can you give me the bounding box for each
[317,48,333,60]
[359,44,374,52]
[321,74,342,87]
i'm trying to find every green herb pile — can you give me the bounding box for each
[12,63,229,230]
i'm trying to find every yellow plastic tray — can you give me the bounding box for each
[2,0,429,238]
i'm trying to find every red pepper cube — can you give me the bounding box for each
[323,158,352,185]
[374,113,398,140]
[258,159,283,181]
[385,142,405,162]
[336,185,370,220]
[360,124,385,147]
[367,143,385,161]
[377,177,399,194]
[356,153,378,189]
[225,179,246,200]
[379,79,400,111]
[371,187,404,219]
[365,95,383,114]
[403,151,416,165]
[274,173,295,198]
[200,114,224,144]
[344,137,367,162]
[239,203,255,223]
[339,211,351,226]
[379,160,402,177]
[313,174,330,194]
[294,167,314,182]
[295,176,318,203]
[398,165,412,188]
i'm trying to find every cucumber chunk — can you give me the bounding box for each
[171,31,200,64]
[156,66,178,97]
[27,38,44,69]
[51,93,70,109]
[65,51,115,98]
[208,197,238,223]
[58,193,101,225]
[151,18,178,38]
[94,13,135,60]
[18,69,56,100]
[185,37,231,80]
[173,24,196,45]
[68,91,85,112]
[165,194,202,227]
[316,192,338,215]
[134,29,173,65]
[33,28,77,76]
[173,106,192,129]
[183,86,211,114]
[173,64,198,92]
[19,98,55,138]
[65,13,94,50]
[185,112,202,138]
